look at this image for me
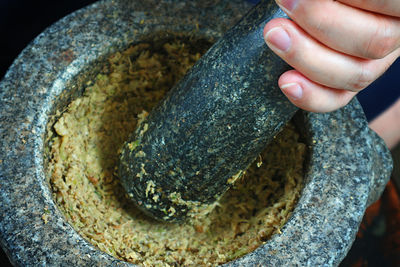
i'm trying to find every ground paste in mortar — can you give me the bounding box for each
[47,38,306,266]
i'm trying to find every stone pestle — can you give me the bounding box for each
[119,1,298,222]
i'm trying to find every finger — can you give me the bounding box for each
[278,70,357,113]
[338,0,400,17]
[263,18,400,91]
[275,0,400,59]
[369,98,400,149]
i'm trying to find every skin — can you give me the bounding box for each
[263,0,400,113]
[369,98,400,149]
[263,0,400,148]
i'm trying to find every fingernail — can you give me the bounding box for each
[264,27,291,53]
[277,0,299,12]
[280,83,303,100]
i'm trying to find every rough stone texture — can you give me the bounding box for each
[0,0,392,266]
[227,102,393,266]
[119,1,297,222]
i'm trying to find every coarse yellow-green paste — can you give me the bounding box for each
[47,38,306,266]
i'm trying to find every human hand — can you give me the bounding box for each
[263,0,400,112]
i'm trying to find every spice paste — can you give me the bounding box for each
[47,38,306,266]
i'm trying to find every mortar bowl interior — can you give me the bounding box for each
[0,0,392,266]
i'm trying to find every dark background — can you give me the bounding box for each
[0,0,97,80]
[0,0,398,266]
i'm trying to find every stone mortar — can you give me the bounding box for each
[0,0,392,266]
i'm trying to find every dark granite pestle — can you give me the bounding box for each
[119,1,297,221]
[0,0,393,264]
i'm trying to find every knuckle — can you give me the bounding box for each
[348,64,375,91]
[365,36,397,59]
[363,19,397,59]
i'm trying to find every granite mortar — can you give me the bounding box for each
[0,0,392,266]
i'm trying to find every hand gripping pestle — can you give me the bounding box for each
[119,1,298,222]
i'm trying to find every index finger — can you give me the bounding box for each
[275,0,400,59]
[338,0,400,17]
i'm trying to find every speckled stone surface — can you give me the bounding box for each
[0,0,392,266]
[119,1,298,221]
